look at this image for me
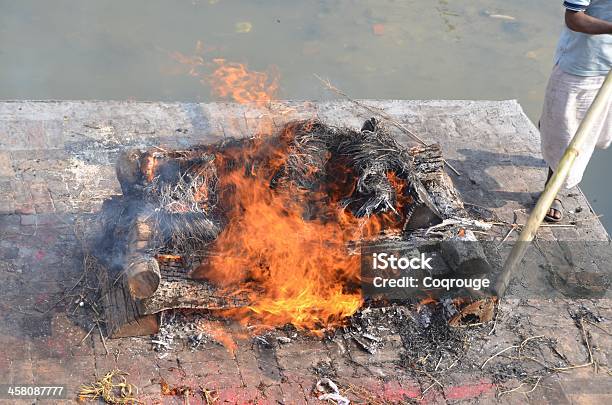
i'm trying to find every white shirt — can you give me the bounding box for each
[555,0,612,76]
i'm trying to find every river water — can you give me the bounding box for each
[1,0,610,231]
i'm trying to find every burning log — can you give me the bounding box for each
[156,254,183,263]
[105,148,222,300]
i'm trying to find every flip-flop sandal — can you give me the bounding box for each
[544,198,563,222]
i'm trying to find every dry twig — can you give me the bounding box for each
[481,335,545,370]
[492,317,603,397]
[498,376,542,397]
[96,320,109,356]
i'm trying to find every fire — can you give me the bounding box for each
[167,40,209,77]
[207,58,279,104]
[166,42,405,334]
[191,128,404,334]
[195,319,238,354]
[204,174,362,333]
[139,120,413,335]
[141,152,159,183]
[167,41,280,105]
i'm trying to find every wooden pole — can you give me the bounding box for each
[494,70,612,297]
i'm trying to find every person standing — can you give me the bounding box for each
[540,0,612,222]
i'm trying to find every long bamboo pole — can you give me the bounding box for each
[494,70,612,297]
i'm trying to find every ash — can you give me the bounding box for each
[343,301,484,373]
[151,310,225,351]
[396,303,475,373]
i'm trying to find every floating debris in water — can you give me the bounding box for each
[481,10,516,21]
[235,21,252,33]
[489,14,516,21]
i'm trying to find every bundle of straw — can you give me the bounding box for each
[78,369,140,404]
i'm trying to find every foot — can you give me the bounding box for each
[544,198,563,222]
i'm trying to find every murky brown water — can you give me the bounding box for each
[1,0,610,231]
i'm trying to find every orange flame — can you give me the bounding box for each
[166,42,408,335]
[167,40,209,77]
[195,319,238,354]
[168,41,280,105]
[206,58,279,104]
[191,128,404,334]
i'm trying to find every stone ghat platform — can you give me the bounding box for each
[0,100,610,404]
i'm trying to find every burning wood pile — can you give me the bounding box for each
[93,118,490,338]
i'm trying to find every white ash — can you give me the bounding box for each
[151,311,220,351]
